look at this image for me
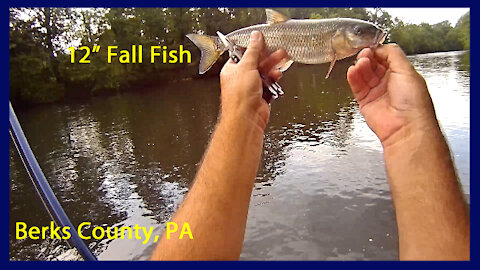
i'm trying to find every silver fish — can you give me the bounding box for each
[187,9,386,78]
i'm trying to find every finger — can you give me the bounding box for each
[357,48,387,81]
[222,58,235,68]
[347,65,370,102]
[258,43,270,62]
[224,58,235,66]
[375,63,386,79]
[259,49,288,74]
[357,58,380,88]
[374,44,415,73]
[360,76,388,106]
[220,58,235,74]
[268,69,283,82]
[241,31,264,69]
[357,48,382,72]
[357,47,374,60]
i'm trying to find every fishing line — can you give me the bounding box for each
[9,101,97,261]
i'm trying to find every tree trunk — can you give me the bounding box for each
[43,8,62,84]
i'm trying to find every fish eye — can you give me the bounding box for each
[353,25,362,35]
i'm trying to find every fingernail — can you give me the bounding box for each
[250,31,261,41]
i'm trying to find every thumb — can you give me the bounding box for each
[241,31,264,69]
[374,44,416,74]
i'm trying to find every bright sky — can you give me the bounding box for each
[372,8,470,26]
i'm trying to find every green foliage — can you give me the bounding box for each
[389,12,470,54]
[9,8,470,105]
[456,11,470,49]
[9,8,70,104]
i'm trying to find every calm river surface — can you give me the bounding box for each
[9,50,469,260]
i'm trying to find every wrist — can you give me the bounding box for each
[217,113,265,143]
[219,106,269,134]
[381,119,456,185]
[382,117,458,200]
[381,117,442,152]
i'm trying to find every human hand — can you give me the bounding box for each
[347,44,439,148]
[220,31,287,131]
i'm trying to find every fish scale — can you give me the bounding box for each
[227,20,338,64]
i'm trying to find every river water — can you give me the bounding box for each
[9,50,469,260]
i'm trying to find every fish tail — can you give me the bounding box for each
[186,33,226,74]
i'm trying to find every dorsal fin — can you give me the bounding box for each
[266,9,289,24]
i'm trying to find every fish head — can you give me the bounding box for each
[343,20,386,50]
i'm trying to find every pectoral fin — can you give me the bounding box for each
[326,30,343,79]
[276,59,294,72]
[325,57,336,79]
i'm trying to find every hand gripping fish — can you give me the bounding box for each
[187,9,387,79]
[216,30,284,103]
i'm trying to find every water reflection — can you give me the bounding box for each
[409,51,470,195]
[10,51,469,260]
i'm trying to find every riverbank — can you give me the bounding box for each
[10,49,469,111]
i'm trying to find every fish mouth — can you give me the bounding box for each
[374,31,387,46]
[370,30,387,49]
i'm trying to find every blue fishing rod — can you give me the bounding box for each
[9,101,97,261]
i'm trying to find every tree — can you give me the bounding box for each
[456,11,470,49]
[9,8,471,105]
[9,8,74,104]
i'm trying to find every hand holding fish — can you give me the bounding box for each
[347,44,438,148]
[220,31,287,131]
[348,44,470,260]
[152,31,288,261]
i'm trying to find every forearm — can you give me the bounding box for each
[151,114,265,260]
[383,121,470,260]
